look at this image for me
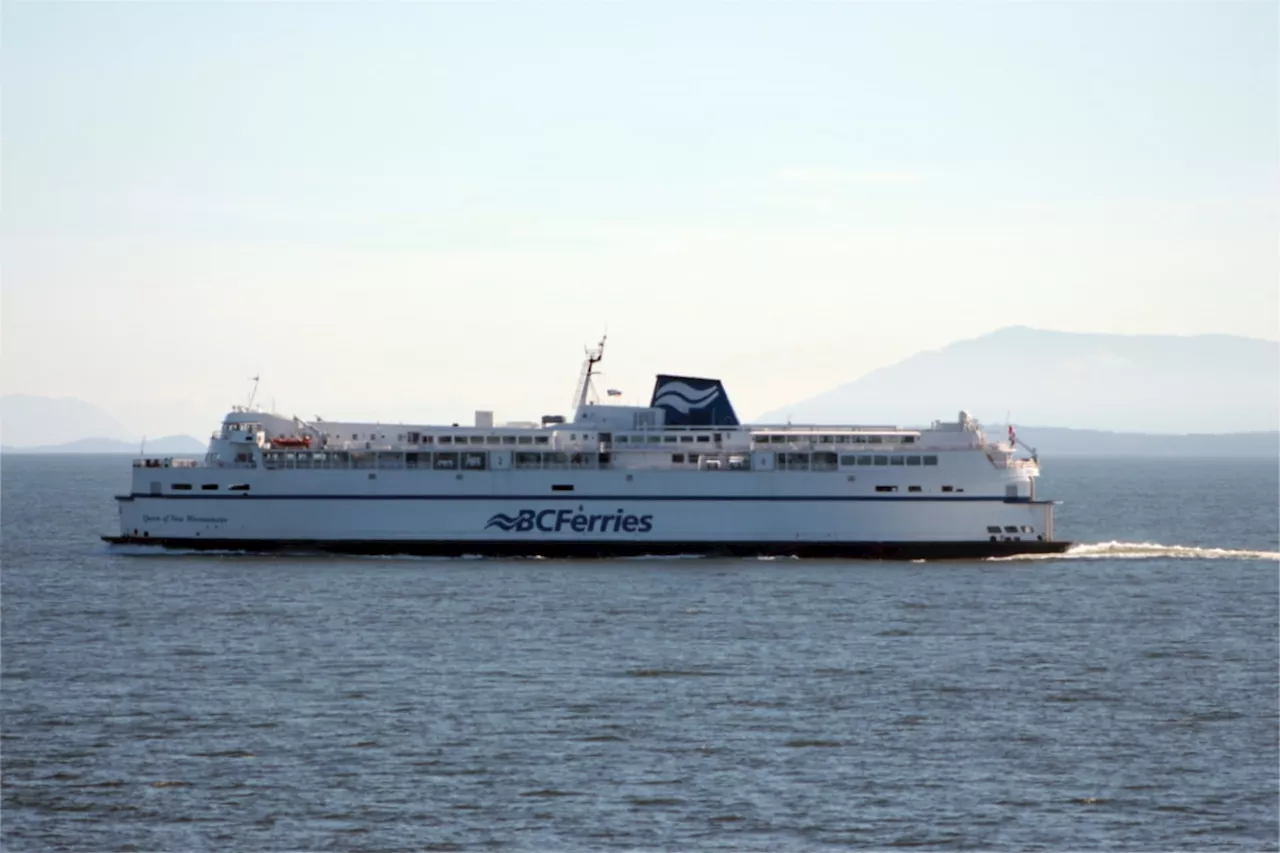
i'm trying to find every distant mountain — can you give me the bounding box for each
[758,327,1279,433]
[0,394,134,447]
[0,435,206,454]
[990,426,1277,457]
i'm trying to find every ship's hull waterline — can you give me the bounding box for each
[101,535,1070,560]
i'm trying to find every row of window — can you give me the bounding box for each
[340,433,555,446]
[756,434,917,445]
[169,483,250,491]
[258,449,950,472]
[988,525,1036,534]
[311,431,922,449]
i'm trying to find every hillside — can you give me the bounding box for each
[758,327,1279,433]
[0,394,134,448]
[986,426,1276,457]
[0,435,206,454]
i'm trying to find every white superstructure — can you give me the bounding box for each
[106,340,1069,559]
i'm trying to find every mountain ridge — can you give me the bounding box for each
[757,326,1278,433]
[0,435,206,454]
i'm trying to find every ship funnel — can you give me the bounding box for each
[648,375,739,426]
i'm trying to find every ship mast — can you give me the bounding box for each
[572,335,607,414]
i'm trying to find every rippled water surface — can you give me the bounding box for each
[3,454,1278,850]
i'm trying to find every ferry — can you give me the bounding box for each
[103,339,1071,559]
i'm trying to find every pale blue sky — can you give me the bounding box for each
[3,1,1276,437]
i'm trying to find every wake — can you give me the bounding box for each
[989,541,1280,562]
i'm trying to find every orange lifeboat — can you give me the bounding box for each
[270,435,312,449]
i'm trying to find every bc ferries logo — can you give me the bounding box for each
[486,507,654,534]
[652,380,720,414]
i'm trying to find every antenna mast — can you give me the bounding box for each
[247,375,261,410]
[572,334,607,414]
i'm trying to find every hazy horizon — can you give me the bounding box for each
[3,2,1276,437]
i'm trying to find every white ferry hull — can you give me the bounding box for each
[107,491,1067,560]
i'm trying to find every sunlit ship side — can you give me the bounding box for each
[103,340,1070,559]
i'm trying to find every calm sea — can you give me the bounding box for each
[2,454,1277,851]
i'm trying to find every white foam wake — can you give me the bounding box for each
[990,541,1280,562]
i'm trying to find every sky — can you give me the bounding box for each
[3,0,1277,438]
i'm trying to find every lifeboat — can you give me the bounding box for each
[270,435,312,449]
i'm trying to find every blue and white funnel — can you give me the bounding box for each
[649,375,740,426]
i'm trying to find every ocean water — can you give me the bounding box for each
[2,453,1277,851]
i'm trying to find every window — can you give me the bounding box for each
[420,436,434,444]
[552,484,574,492]
[487,436,502,445]
[680,435,694,443]
[434,453,458,469]
[672,454,685,463]
[518,436,533,445]
[783,453,810,470]
[942,486,954,493]
[868,435,883,444]
[906,456,922,466]
[534,436,550,445]
[503,436,517,445]
[439,436,453,445]
[616,436,629,444]
[812,452,838,470]
[172,483,192,490]
[407,431,420,443]
[874,456,889,466]
[856,456,872,466]
[696,435,710,443]
[1004,526,1018,533]
[515,452,541,468]
[987,525,1002,534]
[840,455,857,466]
[664,436,677,443]
[923,455,938,466]
[875,485,898,492]
[890,456,905,466]
[228,484,250,491]
[469,436,484,445]
[903,436,916,444]
[201,484,218,490]
[908,486,922,492]
[463,453,486,470]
